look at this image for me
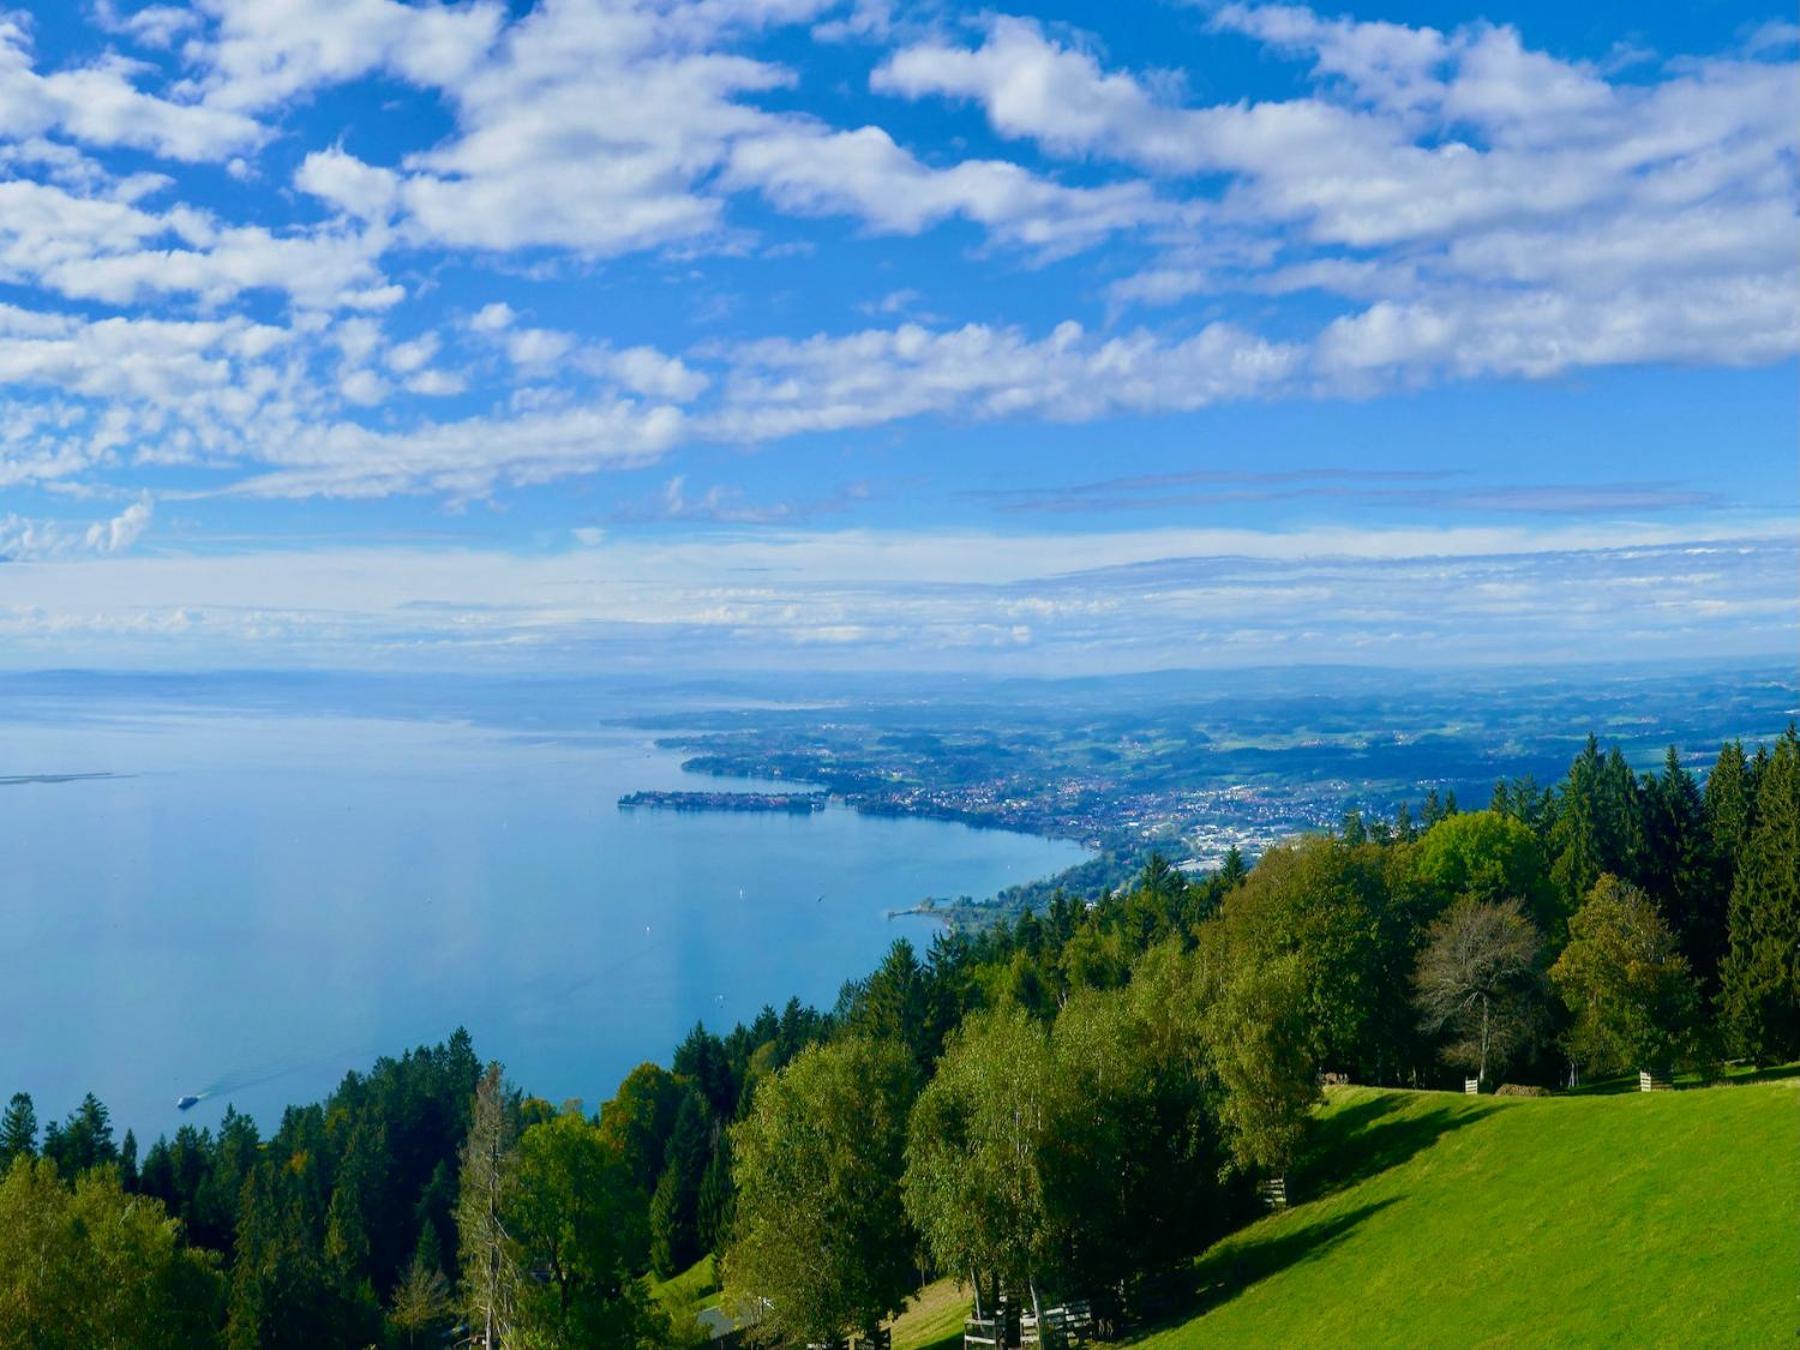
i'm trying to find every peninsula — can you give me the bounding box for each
[618,789,829,814]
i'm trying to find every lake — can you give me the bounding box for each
[0,690,1084,1139]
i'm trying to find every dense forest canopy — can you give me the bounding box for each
[1,727,1794,1345]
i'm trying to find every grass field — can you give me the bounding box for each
[650,1253,724,1345]
[895,1078,1799,1349]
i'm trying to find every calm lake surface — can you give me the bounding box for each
[0,694,1083,1138]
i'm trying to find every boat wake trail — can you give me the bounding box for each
[178,1048,361,1110]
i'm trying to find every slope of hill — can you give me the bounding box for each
[892,1078,1798,1349]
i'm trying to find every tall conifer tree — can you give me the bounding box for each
[1720,729,1800,1062]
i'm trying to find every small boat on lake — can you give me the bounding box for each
[176,1094,201,1110]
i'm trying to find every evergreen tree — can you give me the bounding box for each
[698,1125,734,1260]
[672,1024,737,1122]
[1550,737,1609,913]
[0,1092,36,1167]
[228,1159,374,1349]
[1720,728,1800,1062]
[648,1091,709,1278]
[1704,739,1758,904]
[854,938,937,1071]
[43,1094,118,1177]
[1219,843,1249,886]
[1391,804,1416,845]
[1491,774,1555,842]
[1643,747,1723,989]
[389,1241,453,1349]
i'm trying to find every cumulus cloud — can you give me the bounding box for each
[876,7,1800,375]
[0,0,1790,513]
[0,496,153,561]
[0,12,262,161]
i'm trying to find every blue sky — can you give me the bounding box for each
[0,0,1793,672]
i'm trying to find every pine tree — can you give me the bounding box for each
[698,1126,734,1259]
[44,1093,118,1176]
[649,1091,709,1278]
[1720,728,1800,1062]
[1705,740,1757,894]
[120,1129,139,1190]
[1422,787,1444,828]
[1550,737,1608,913]
[1645,747,1723,990]
[857,938,935,1070]
[0,1093,36,1168]
[1219,844,1249,885]
[1389,802,1418,846]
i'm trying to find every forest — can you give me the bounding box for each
[0,726,1795,1347]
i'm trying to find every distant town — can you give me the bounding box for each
[627,662,1798,923]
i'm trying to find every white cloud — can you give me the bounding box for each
[223,400,687,499]
[582,345,710,402]
[0,12,262,161]
[723,121,1164,255]
[877,8,1800,373]
[0,496,152,561]
[0,520,1788,671]
[192,0,506,113]
[0,177,397,310]
[468,302,516,333]
[295,146,400,222]
[243,0,1164,261]
[707,319,1303,440]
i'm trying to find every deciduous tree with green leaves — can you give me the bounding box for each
[725,1036,918,1343]
[507,1108,661,1348]
[903,1007,1055,1320]
[0,1157,224,1348]
[1552,875,1702,1075]
[1200,950,1317,1177]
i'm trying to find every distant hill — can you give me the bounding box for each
[893,1076,1799,1348]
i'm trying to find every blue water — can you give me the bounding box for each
[0,697,1083,1140]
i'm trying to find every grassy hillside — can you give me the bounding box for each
[893,1078,1799,1349]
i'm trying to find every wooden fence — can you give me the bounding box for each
[1257,1175,1289,1210]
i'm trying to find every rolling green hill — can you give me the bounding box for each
[893,1078,1799,1349]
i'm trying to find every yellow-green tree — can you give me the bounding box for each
[0,1157,223,1347]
